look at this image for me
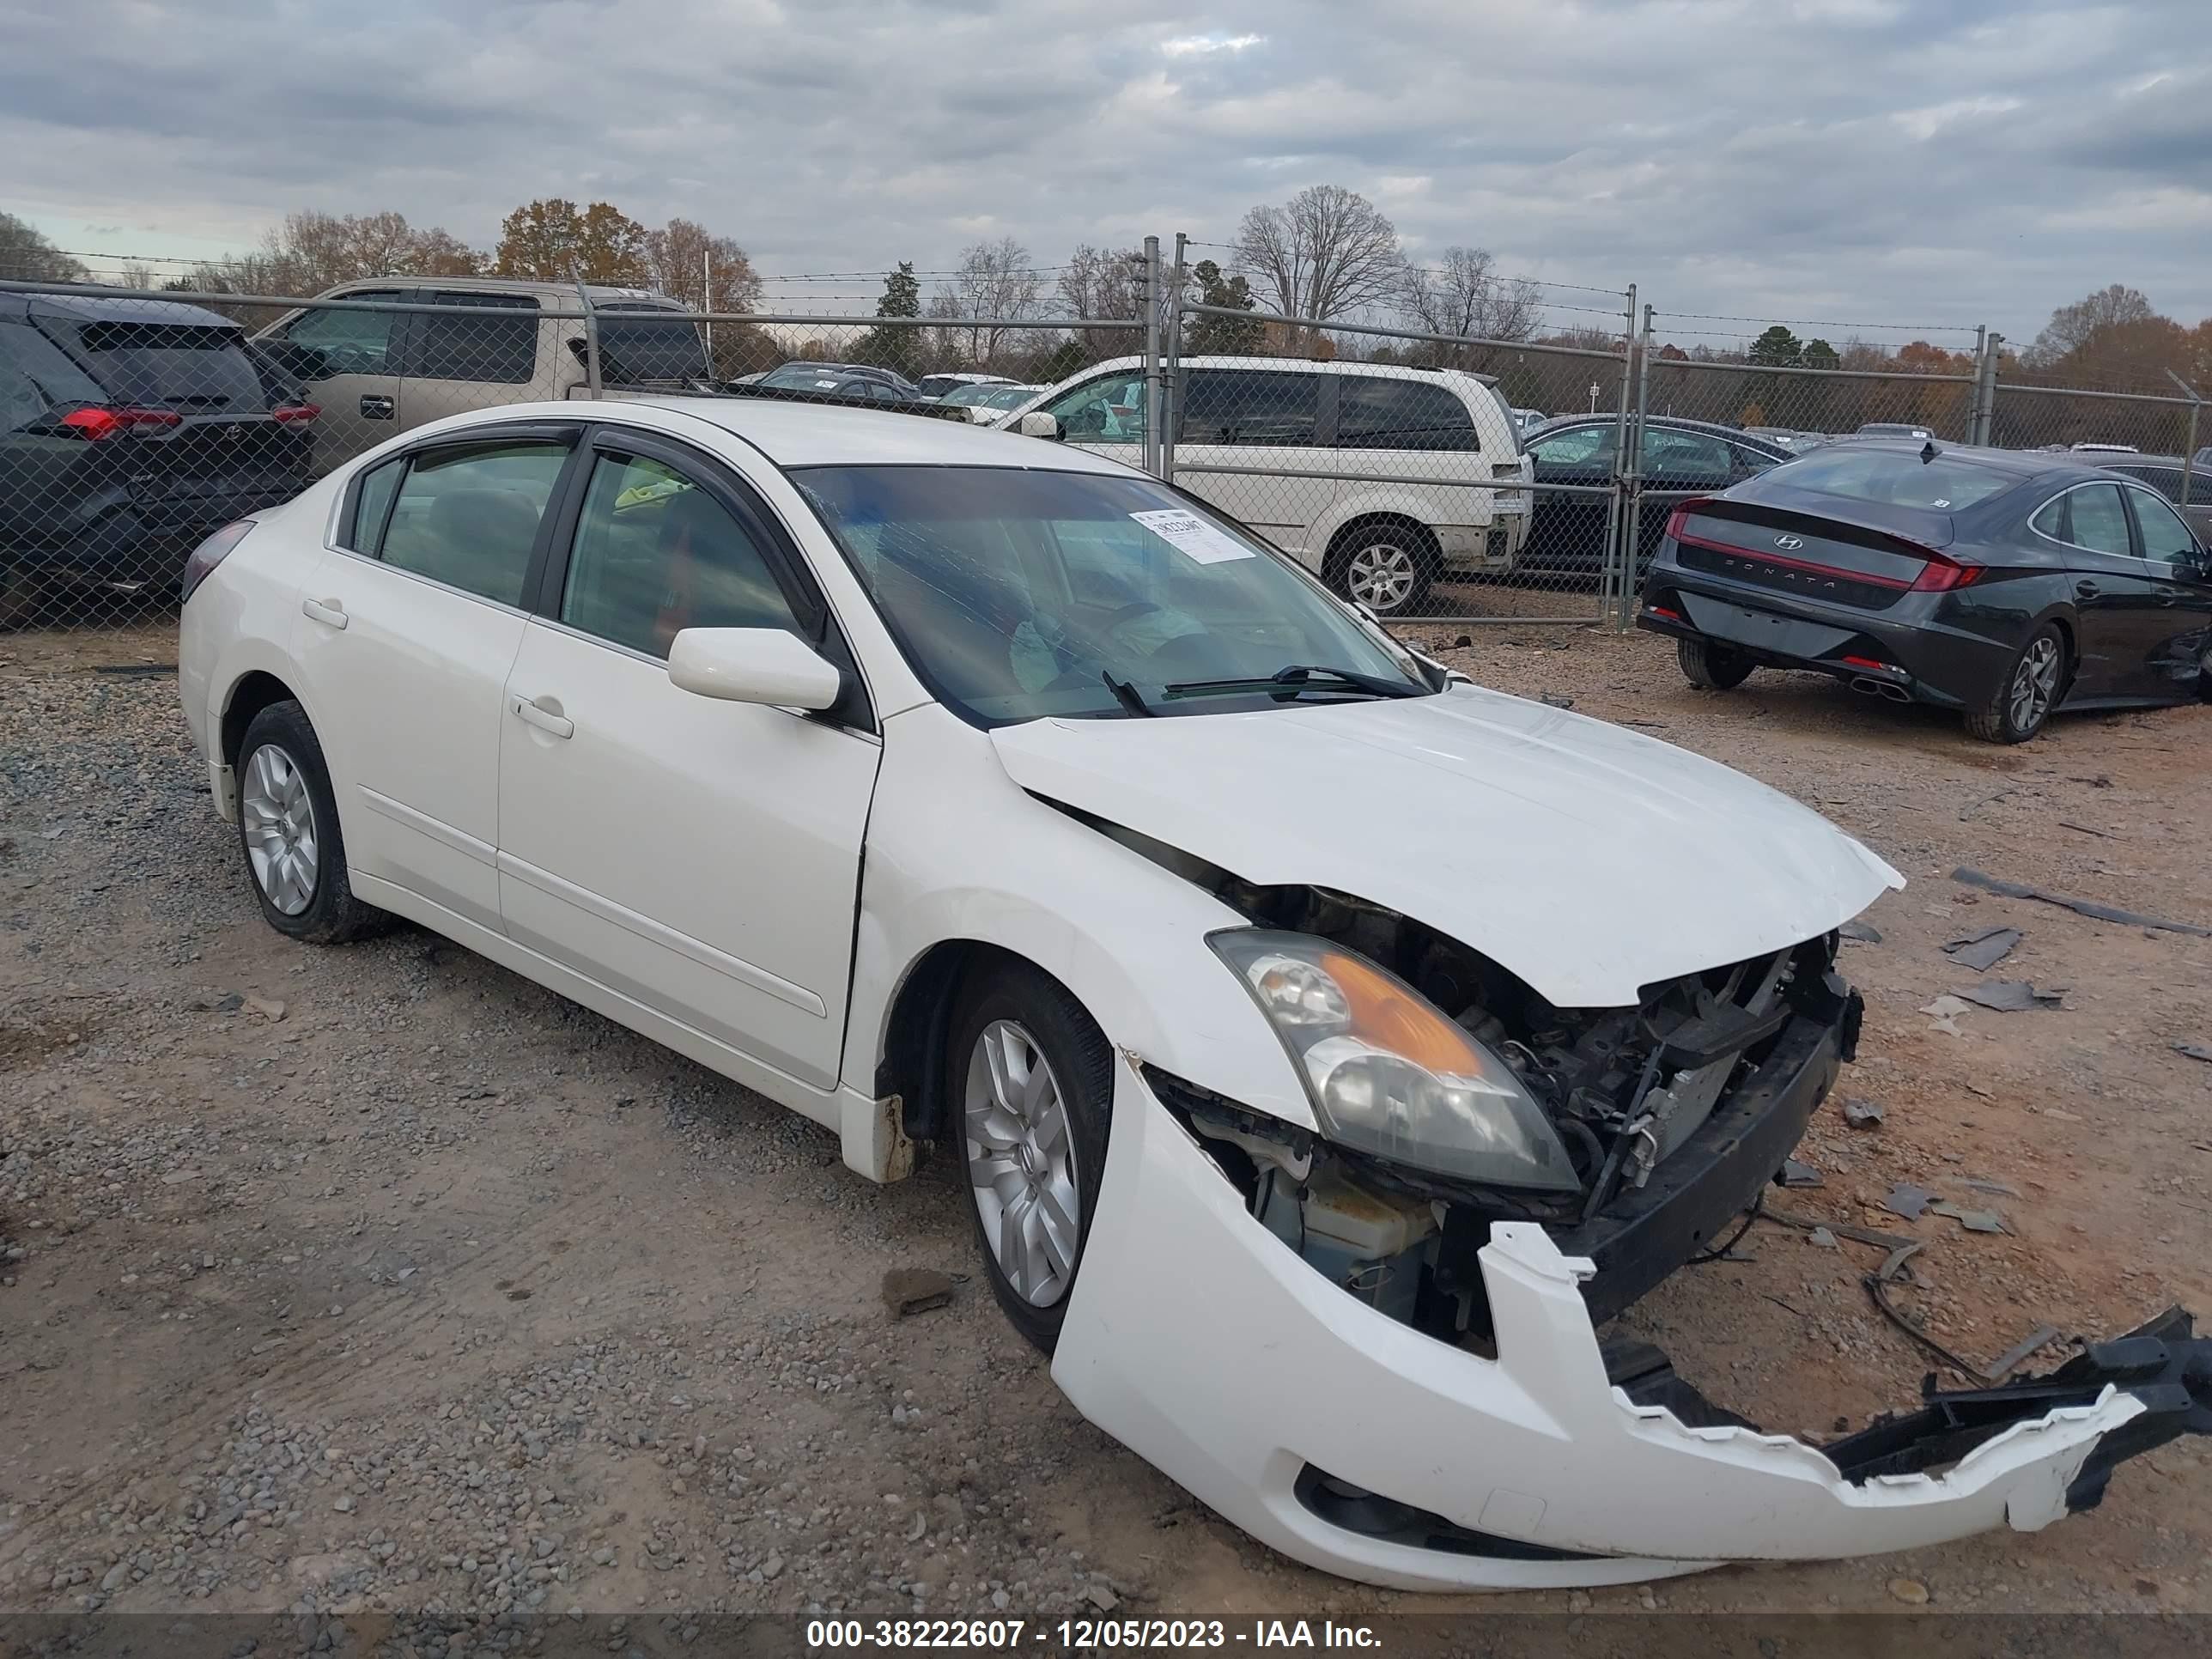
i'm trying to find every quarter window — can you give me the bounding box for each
[378,441,568,605]
[1336,377,1476,452]
[343,456,404,554]
[404,292,538,385]
[560,454,802,659]
[1180,369,1320,447]
[2129,489,2197,562]
[2067,483,2131,556]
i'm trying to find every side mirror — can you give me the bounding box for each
[1018,411,1061,441]
[667,628,842,712]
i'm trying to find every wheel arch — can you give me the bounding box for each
[874,939,1089,1146]
[220,669,306,773]
[1322,508,1447,578]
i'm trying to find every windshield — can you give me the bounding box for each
[793,465,1431,726]
[981,386,1037,410]
[596,311,709,381]
[1769,447,2018,511]
[939,383,1006,407]
[762,363,851,390]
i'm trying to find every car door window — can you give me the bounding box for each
[283,291,403,374]
[1337,377,1476,452]
[1043,373,1148,444]
[1725,440,1783,480]
[2128,488,2197,563]
[404,293,539,384]
[1642,427,1732,478]
[2067,483,2132,556]
[1528,425,1615,470]
[343,456,405,554]
[560,453,804,659]
[1180,370,1320,447]
[378,441,568,605]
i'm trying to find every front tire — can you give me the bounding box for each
[235,701,384,943]
[1678,636,1753,690]
[948,964,1113,1354]
[1966,625,2064,744]
[1328,530,1432,619]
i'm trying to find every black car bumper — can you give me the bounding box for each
[1555,1006,1844,1324]
[1638,555,2017,712]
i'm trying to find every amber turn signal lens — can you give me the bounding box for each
[1318,950,1488,1078]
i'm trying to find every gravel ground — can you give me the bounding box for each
[2,619,2209,1635]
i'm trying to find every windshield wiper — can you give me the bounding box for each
[1162,664,1425,702]
[1101,671,1154,717]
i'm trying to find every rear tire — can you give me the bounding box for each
[1327,528,1433,619]
[1678,636,1753,690]
[947,963,1113,1355]
[1966,625,2064,744]
[235,701,385,944]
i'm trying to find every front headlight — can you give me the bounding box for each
[1211,929,1578,1191]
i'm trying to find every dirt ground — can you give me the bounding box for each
[3,617,2209,1632]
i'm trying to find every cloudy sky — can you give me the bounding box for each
[4,0,2207,349]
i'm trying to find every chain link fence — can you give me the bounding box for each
[3,258,2206,637]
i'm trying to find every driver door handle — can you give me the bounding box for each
[512,696,574,739]
[2075,580,2100,599]
[360,394,395,420]
[301,597,348,629]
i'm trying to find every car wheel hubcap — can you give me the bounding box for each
[964,1018,1082,1307]
[2009,637,2060,730]
[1346,545,1416,611]
[242,743,319,915]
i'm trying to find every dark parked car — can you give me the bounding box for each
[2098,455,2212,544]
[756,361,921,399]
[1,293,316,626]
[1520,416,1794,575]
[1637,441,2212,743]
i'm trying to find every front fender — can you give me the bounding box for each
[846,702,1316,1133]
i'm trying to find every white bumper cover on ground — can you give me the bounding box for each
[1051,1061,2144,1591]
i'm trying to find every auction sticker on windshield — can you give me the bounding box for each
[1130,508,1255,565]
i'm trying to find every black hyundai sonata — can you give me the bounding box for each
[1636,440,2212,742]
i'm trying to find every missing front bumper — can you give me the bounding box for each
[1051,1060,2209,1590]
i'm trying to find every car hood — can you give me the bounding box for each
[989,684,1901,1008]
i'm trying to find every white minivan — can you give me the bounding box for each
[1002,356,1533,616]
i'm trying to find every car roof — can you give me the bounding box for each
[614,394,1141,471]
[3,290,240,329]
[316,275,673,305]
[1066,354,1503,388]
[1529,413,1786,446]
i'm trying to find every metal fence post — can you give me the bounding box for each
[1968,325,1989,444]
[1162,233,1185,486]
[2168,371,2204,515]
[1141,235,1164,480]
[1623,301,1656,629]
[1598,283,1638,629]
[574,279,602,400]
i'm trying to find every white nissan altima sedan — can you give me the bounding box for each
[178,397,2209,1589]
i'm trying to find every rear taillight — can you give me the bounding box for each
[1909,552,1983,592]
[1663,498,1713,542]
[58,405,184,440]
[270,403,320,424]
[180,520,256,606]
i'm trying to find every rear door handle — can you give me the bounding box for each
[301,597,348,629]
[360,394,395,420]
[512,696,574,739]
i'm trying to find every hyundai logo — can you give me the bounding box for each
[1774,534,1805,551]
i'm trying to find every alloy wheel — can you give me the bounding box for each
[1346,544,1417,612]
[241,743,319,915]
[2008,636,2061,732]
[964,1018,1083,1307]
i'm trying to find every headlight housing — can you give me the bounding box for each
[1211,929,1577,1191]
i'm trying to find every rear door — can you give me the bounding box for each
[1634,426,1736,571]
[258,288,410,472]
[1177,368,1331,559]
[1525,420,1618,569]
[394,291,544,433]
[2028,482,2168,698]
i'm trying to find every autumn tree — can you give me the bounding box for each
[640,219,760,314]
[494,199,648,286]
[2028,285,2157,367]
[1233,185,1402,337]
[0,212,88,283]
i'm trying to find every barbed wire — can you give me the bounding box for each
[1656,309,1984,335]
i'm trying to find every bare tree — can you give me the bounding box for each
[0,211,88,283]
[1056,244,1144,361]
[641,218,762,314]
[1233,185,1403,339]
[185,210,483,297]
[933,237,1043,364]
[1397,246,1541,368]
[2028,284,2157,367]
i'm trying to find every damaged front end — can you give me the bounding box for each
[1046,863,2211,1587]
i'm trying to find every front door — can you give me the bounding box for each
[260,287,410,473]
[495,435,878,1088]
[2121,482,2212,697]
[292,428,575,928]
[2041,482,2172,699]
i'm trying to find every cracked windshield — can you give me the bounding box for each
[793,465,1429,724]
